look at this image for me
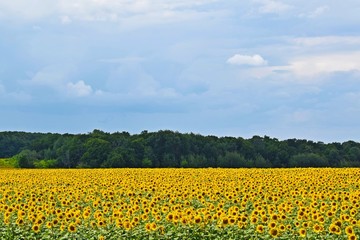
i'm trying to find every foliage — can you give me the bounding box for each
[289,153,328,167]
[33,159,58,168]
[1,130,360,168]
[0,158,17,168]
[13,150,38,168]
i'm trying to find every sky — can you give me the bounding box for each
[1,0,360,142]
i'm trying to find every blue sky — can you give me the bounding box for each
[1,0,360,142]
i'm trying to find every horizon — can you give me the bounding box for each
[1,1,360,143]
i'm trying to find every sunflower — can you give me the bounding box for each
[32,224,41,233]
[115,219,122,228]
[68,223,76,233]
[251,216,258,224]
[123,221,132,231]
[180,216,188,225]
[286,224,292,231]
[229,217,236,225]
[313,223,322,233]
[90,220,97,228]
[237,222,246,229]
[329,224,340,235]
[326,210,334,217]
[345,226,354,236]
[299,228,306,237]
[279,224,286,232]
[166,213,174,222]
[334,220,342,228]
[36,218,43,225]
[302,222,309,228]
[269,228,279,238]
[270,214,278,221]
[221,216,229,226]
[151,222,157,231]
[256,224,264,234]
[83,211,90,219]
[145,223,151,232]
[194,215,202,224]
[16,218,24,226]
[268,221,276,229]
[46,221,53,229]
[158,225,165,235]
[97,219,105,227]
[348,235,357,240]
[132,216,140,223]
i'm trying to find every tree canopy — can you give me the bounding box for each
[1,130,359,168]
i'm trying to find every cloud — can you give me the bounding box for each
[248,52,360,80]
[227,54,267,66]
[25,66,95,97]
[0,0,55,21]
[289,110,312,123]
[293,36,360,47]
[287,52,360,77]
[229,51,360,82]
[66,80,93,97]
[30,66,67,89]
[98,57,145,64]
[104,62,179,98]
[0,0,219,26]
[306,5,329,18]
[254,0,291,14]
[0,84,32,103]
[60,15,72,24]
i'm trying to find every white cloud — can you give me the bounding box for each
[104,62,180,98]
[307,5,329,18]
[293,36,360,47]
[0,0,219,26]
[0,84,32,102]
[0,0,55,21]
[60,15,72,24]
[66,80,93,97]
[290,110,312,123]
[254,0,291,14]
[98,57,145,64]
[287,52,360,77]
[26,66,95,97]
[227,54,267,66]
[30,66,67,89]
[231,51,360,81]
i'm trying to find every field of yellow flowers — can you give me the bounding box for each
[0,168,359,239]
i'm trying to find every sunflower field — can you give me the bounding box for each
[0,168,360,239]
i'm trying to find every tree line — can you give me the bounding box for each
[0,130,360,168]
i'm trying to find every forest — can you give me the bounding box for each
[0,130,360,168]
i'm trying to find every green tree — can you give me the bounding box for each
[254,154,272,168]
[15,149,38,168]
[289,153,328,167]
[218,152,252,168]
[80,138,111,168]
[141,158,153,168]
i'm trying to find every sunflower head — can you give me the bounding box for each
[299,228,306,237]
[68,223,77,233]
